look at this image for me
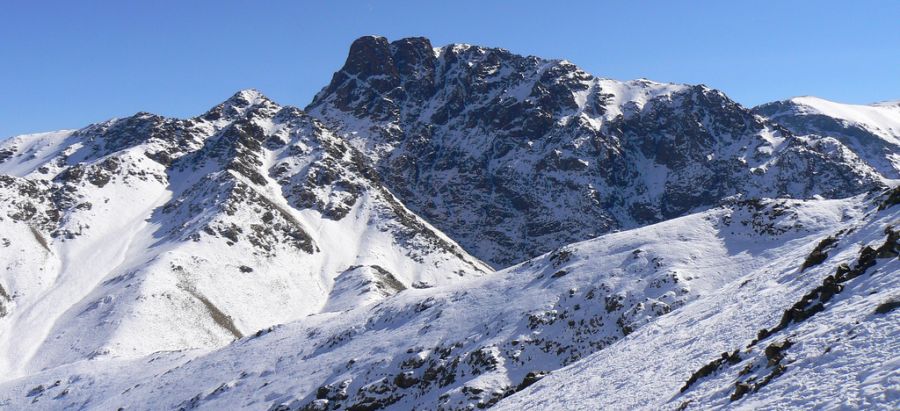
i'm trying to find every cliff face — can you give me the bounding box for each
[309,36,884,267]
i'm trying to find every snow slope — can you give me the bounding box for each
[780,97,900,145]
[755,97,900,179]
[0,186,895,410]
[0,90,488,381]
[499,188,900,410]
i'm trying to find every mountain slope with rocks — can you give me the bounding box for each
[754,97,900,179]
[0,90,488,380]
[0,186,896,411]
[307,36,886,267]
[0,35,897,411]
[499,188,900,410]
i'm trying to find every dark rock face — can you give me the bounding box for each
[0,147,15,164]
[0,283,9,318]
[308,36,883,267]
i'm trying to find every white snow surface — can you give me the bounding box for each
[756,96,900,179]
[0,187,896,410]
[787,96,900,145]
[499,192,900,410]
[0,130,77,177]
[0,92,488,382]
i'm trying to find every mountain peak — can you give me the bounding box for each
[343,35,395,79]
[307,37,887,267]
[339,35,438,82]
[224,88,273,108]
[202,89,277,121]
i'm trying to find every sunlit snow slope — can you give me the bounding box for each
[499,188,900,410]
[755,97,900,179]
[1,186,895,410]
[0,90,488,381]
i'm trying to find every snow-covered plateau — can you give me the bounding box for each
[0,36,897,410]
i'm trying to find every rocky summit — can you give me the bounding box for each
[0,36,897,411]
[308,36,888,267]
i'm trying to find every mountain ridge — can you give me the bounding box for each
[0,88,488,380]
[0,35,897,410]
[307,35,890,267]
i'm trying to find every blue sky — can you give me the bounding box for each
[2,1,898,138]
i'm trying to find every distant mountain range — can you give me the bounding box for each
[0,36,897,410]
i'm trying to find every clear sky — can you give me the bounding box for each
[2,0,898,138]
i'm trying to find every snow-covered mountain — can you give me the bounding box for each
[308,36,886,267]
[0,185,896,410]
[500,189,900,410]
[0,90,488,380]
[0,35,897,410]
[754,97,900,179]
